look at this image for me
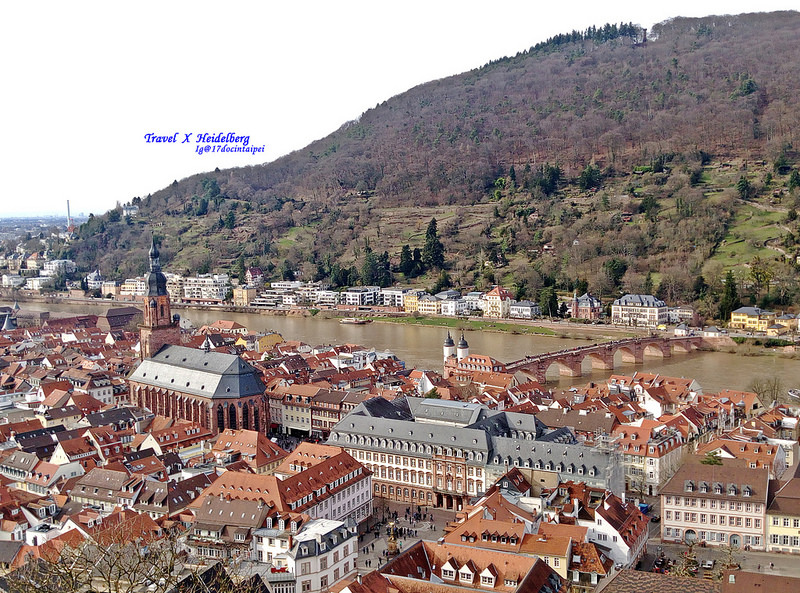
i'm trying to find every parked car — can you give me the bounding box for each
[650,514,661,523]
[701,560,714,569]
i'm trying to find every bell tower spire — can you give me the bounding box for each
[139,234,180,359]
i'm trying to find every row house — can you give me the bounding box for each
[284,519,358,593]
[343,540,565,593]
[697,438,787,480]
[612,420,684,496]
[132,473,214,522]
[186,495,271,560]
[766,464,800,554]
[136,421,212,461]
[211,428,288,474]
[192,448,372,528]
[660,460,769,549]
[70,467,137,513]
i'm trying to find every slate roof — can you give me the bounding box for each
[613,294,666,307]
[129,345,265,400]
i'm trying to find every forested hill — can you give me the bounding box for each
[65,11,800,320]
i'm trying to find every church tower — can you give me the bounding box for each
[443,331,456,364]
[139,237,180,359]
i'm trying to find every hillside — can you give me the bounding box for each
[63,11,800,320]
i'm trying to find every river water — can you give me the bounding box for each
[14,301,800,394]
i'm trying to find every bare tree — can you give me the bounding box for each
[4,518,246,593]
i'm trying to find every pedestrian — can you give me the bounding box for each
[371,543,375,552]
[758,564,761,571]
[770,562,774,570]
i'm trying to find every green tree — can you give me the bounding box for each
[700,451,723,465]
[538,286,558,319]
[578,164,602,190]
[224,211,235,229]
[603,257,628,288]
[399,244,413,275]
[719,270,740,321]
[735,176,752,200]
[788,169,800,191]
[424,387,441,399]
[422,218,445,270]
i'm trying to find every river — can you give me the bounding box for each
[13,300,800,394]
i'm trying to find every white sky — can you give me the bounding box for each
[2,1,796,218]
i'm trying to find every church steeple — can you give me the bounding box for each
[139,234,180,359]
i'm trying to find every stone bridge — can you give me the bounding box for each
[505,336,703,383]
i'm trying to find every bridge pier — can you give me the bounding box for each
[618,348,644,365]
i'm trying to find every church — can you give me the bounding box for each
[128,238,268,434]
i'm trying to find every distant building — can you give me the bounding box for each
[570,292,602,320]
[484,286,513,318]
[730,306,777,332]
[233,285,257,307]
[509,300,540,319]
[84,270,103,290]
[611,294,667,328]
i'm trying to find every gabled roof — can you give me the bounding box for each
[129,345,265,400]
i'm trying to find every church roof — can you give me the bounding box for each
[129,345,265,400]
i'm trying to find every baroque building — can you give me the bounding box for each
[328,397,622,511]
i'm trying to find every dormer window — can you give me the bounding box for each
[743,486,752,497]
[684,481,694,492]
[700,482,709,493]
[728,485,737,496]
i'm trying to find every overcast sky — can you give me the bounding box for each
[2,1,797,218]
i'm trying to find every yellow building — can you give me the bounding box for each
[417,294,441,315]
[233,285,257,307]
[766,470,800,553]
[484,286,513,319]
[730,306,776,331]
[403,290,425,313]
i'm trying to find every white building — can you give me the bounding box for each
[41,259,77,277]
[84,270,103,290]
[509,301,541,319]
[343,286,380,307]
[120,276,147,296]
[611,294,668,328]
[272,519,357,593]
[440,298,469,317]
[2,274,25,288]
[25,276,53,291]
[183,274,229,302]
[379,287,410,308]
[314,290,341,306]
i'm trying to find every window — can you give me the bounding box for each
[301,581,311,592]
[553,558,560,567]
[300,562,311,575]
[442,568,454,580]
[320,557,327,570]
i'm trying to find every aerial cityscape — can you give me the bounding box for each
[3,5,800,593]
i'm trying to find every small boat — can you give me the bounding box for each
[339,317,372,325]
[789,389,800,399]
